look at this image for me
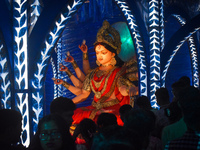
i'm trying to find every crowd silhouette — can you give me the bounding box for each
[1,76,200,150]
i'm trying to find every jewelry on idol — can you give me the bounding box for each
[62,81,70,89]
[65,69,73,77]
[101,56,116,67]
[101,64,111,67]
[91,67,116,99]
[96,60,101,66]
[96,69,109,78]
[71,61,78,69]
[110,56,116,66]
[83,52,88,60]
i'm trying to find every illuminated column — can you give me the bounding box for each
[149,0,163,108]
[0,39,11,109]
[13,0,30,146]
[31,0,84,134]
[29,0,43,136]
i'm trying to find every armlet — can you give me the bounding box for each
[82,74,91,92]
[117,76,134,88]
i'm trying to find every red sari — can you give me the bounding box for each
[72,67,130,126]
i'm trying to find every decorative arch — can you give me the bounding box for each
[0,0,199,146]
[161,14,200,87]
[31,0,85,134]
[31,0,148,134]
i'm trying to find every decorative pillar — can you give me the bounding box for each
[13,0,30,146]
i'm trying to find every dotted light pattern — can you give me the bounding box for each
[149,0,162,108]
[161,26,200,85]
[31,0,84,134]
[55,40,63,98]
[50,57,57,98]
[114,0,148,96]
[50,56,59,98]
[13,0,30,146]
[0,39,11,109]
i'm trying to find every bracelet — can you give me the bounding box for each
[62,81,70,89]
[71,61,78,69]
[65,69,73,77]
[83,52,88,60]
[126,87,129,94]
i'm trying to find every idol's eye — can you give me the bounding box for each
[102,51,107,54]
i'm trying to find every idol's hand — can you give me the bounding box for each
[52,78,63,85]
[59,64,68,72]
[78,40,88,53]
[65,56,74,63]
[65,51,74,63]
[128,86,138,97]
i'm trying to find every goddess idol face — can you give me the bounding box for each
[95,44,115,66]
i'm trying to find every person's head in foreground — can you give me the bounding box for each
[36,114,75,150]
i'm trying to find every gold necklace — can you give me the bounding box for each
[101,64,113,67]
[96,69,109,78]
[90,67,116,99]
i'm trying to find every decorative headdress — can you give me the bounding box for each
[94,20,122,54]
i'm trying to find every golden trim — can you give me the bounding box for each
[82,73,91,92]
[71,61,78,69]
[90,67,124,104]
[92,99,119,110]
[65,69,73,77]
[83,52,88,60]
[62,81,70,89]
[89,99,120,119]
[94,20,122,54]
[90,67,116,99]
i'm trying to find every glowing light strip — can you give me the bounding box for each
[29,0,43,34]
[160,0,164,51]
[188,37,199,87]
[31,0,84,133]
[0,41,11,109]
[166,14,199,88]
[162,27,200,84]
[56,40,62,97]
[51,57,58,98]
[13,1,28,89]
[32,91,43,134]
[115,0,148,96]
[13,0,30,146]
[16,93,30,146]
[172,14,186,25]
[149,0,161,108]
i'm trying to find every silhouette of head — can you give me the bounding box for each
[50,96,76,126]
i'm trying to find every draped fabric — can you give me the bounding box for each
[72,67,130,126]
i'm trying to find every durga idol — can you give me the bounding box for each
[53,20,138,125]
